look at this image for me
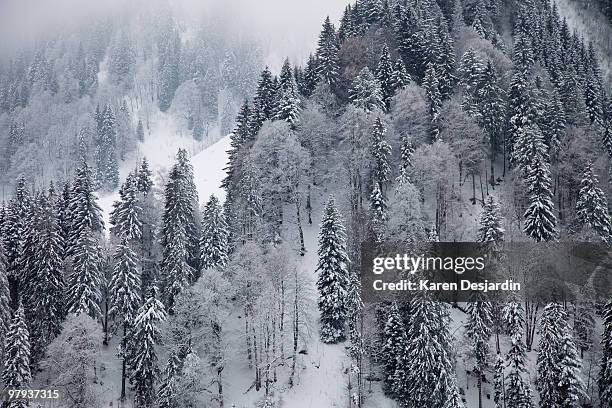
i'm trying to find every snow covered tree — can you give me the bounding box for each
[397,133,415,186]
[478,196,504,242]
[370,182,387,242]
[110,173,142,241]
[315,16,340,86]
[466,297,493,408]
[129,286,167,408]
[503,301,534,408]
[576,162,612,242]
[493,353,505,408]
[393,295,462,407]
[390,59,411,93]
[200,195,229,270]
[423,63,442,141]
[349,67,384,112]
[300,54,319,97]
[316,196,350,343]
[157,20,180,112]
[67,226,103,320]
[94,104,119,191]
[0,244,9,363]
[136,158,154,196]
[68,160,104,254]
[40,313,102,408]
[523,147,557,242]
[110,237,142,401]
[371,117,392,187]
[2,304,31,408]
[160,149,199,313]
[276,58,301,128]
[600,301,612,407]
[381,302,405,395]
[557,331,586,406]
[376,45,394,111]
[602,119,612,159]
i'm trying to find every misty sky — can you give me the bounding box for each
[0,0,350,68]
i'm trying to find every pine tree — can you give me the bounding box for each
[390,59,411,93]
[434,19,457,100]
[557,331,586,406]
[316,196,350,343]
[67,226,103,320]
[349,67,384,112]
[316,17,340,86]
[503,301,534,408]
[466,297,493,408]
[110,173,142,241]
[160,150,198,313]
[275,59,301,127]
[300,54,319,98]
[136,158,154,196]
[493,353,505,408]
[110,237,142,401]
[576,162,612,242]
[584,67,603,125]
[376,45,394,111]
[200,195,229,270]
[28,189,65,361]
[393,295,462,407]
[371,117,392,187]
[68,160,104,254]
[600,301,612,407]
[478,196,504,242]
[536,303,566,407]
[522,129,557,242]
[0,243,10,363]
[603,119,612,159]
[396,133,415,186]
[94,104,119,191]
[541,89,565,156]
[381,302,405,395]
[129,287,166,408]
[423,63,442,141]
[369,183,387,242]
[2,304,31,408]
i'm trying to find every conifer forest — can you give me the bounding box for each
[1,0,612,407]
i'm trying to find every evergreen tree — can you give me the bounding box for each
[160,150,198,313]
[110,173,142,241]
[0,243,10,363]
[200,195,229,270]
[369,183,387,242]
[390,59,411,93]
[503,301,534,408]
[376,45,395,111]
[94,104,119,191]
[67,226,103,320]
[68,160,104,255]
[603,119,612,159]
[381,302,405,395]
[600,301,612,407]
[396,133,415,186]
[275,59,301,127]
[585,67,603,125]
[110,237,142,401]
[371,117,392,187]
[2,304,31,408]
[493,353,505,408]
[315,16,340,86]
[478,196,504,242]
[466,297,493,408]
[423,63,442,141]
[349,67,384,112]
[157,21,181,112]
[300,54,319,98]
[316,196,350,343]
[536,303,568,407]
[136,158,154,196]
[251,67,277,131]
[541,89,565,156]
[576,162,612,242]
[129,287,166,408]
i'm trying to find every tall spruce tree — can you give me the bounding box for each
[316,196,350,343]
[423,63,442,141]
[371,117,392,187]
[376,45,395,111]
[110,172,142,241]
[129,286,166,408]
[381,302,405,396]
[466,297,493,408]
[68,160,104,255]
[315,16,340,86]
[0,243,10,364]
[2,304,31,408]
[200,195,229,270]
[110,236,142,401]
[503,301,534,408]
[94,104,119,191]
[478,196,504,242]
[67,226,103,320]
[576,162,612,242]
[600,301,612,407]
[396,133,415,186]
[275,59,301,127]
[349,67,384,112]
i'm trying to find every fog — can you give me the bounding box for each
[0,0,350,67]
